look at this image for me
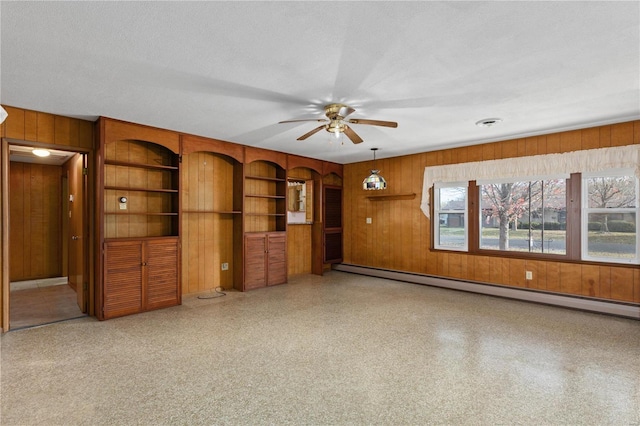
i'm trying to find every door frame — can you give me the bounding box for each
[1,138,93,331]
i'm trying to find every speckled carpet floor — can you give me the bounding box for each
[1,271,639,425]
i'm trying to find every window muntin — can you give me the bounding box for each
[434,183,467,251]
[479,179,567,254]
[582,172,638,264]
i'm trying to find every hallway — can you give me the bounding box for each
[9,278,85,329]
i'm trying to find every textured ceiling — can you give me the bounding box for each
[1,1,638,164]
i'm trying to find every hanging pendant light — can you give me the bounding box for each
[362,148,387,190]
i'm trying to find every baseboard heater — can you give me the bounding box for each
[333,263,640,320]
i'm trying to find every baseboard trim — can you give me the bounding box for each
[333,264,640,320]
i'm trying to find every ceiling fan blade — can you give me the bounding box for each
[279,119,328,124]
[347,119,398,128]
[297,125,326,141]
[337,105,356,118]
[343,126,364,144]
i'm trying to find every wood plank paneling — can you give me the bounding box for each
[343,120,640,305]
[181,151,237,293]
[610,267,634,302]
[103,118,179,153]
[581,264,600,297]
[9,162,62,281]
[611,122,634,147]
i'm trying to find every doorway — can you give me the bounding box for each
[3,142,88,330]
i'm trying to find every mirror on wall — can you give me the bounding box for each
[287,179,313,224]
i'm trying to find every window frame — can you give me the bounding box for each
[433,182,469,252]
[432,170,640,265]
[581,169,639,265]
[475,177,570,258]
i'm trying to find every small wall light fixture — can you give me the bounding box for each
[362,148,387,190]
[32,148,51,157]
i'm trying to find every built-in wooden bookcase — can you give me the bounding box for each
[240,148,288,290]
[244,160,287,233]
[103,140,179,238]
[180,134,245,293]
[97,117,181,320]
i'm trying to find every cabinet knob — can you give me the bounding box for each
[141,262,147,266]
[71,235,79,240]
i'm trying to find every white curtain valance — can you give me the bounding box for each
[420,145,640,218]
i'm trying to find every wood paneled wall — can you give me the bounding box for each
[181,151,236,293]
[343,121,640,304]
[1,105,95,330]
[288,167,314,276]
[9,163,63,281]
[1,106,93,149]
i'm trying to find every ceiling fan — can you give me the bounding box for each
[279,103,397,144]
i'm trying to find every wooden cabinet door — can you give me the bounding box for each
[323,186,343,263]
[244,234,267,290]
[267,233,287,286]
[146,239,180,310]
[103,241,143,319]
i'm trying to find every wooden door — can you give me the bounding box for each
[146,238,180,310]
[267,233,287,286]
[68,154,86,311]
[244,234,267,290]
[103,240,143,319]
[323,186,343,263]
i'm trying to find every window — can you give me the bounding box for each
[582,171,639,264]
[433,183,467,251]
[479,179,567,255]
[425,145,640,265]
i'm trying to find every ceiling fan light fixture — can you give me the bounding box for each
[279,103,397,145]
[32,148,51,157]
[362,148,387,190]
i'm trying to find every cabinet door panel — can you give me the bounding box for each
[245,235,267,290]
[146,239,180,310]
[104,241,143,319]
[267,234,287,286]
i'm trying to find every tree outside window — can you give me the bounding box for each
[583,174,638,263]
[479,179,566,254]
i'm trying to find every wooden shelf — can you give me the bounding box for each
[105,186,178,193]
[245,213,286,217]
[366,193,416,201]
[105,159,178,171]
[245,175,286,182]
[245,194,285,199]
[105,212,178,216]
[183,210,242,214]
